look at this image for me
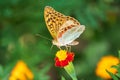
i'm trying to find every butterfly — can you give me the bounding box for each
[44,6,85,47]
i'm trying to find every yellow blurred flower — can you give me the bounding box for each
[95,55,119,79]
[9,60,34,80]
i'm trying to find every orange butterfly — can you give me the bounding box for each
[44,6,85,47]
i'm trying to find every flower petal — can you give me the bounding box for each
[67,52,74,62]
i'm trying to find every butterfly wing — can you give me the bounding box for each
[44,6,67,40]
[57,16,85,46]
[44,6,85,46]
[57,16,80,37]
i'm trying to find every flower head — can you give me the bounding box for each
[54,50,74,67]
[9,60,34,80]
[95,55,119,79]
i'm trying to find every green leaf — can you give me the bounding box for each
[111,65,120,78]
[106,70,119,80]
[112,65,120,73]
[61,76,66,80]
[116,73,120,78]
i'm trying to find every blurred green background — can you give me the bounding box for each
[0,0,120,80]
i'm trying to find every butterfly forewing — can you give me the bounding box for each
[44,6,67,40]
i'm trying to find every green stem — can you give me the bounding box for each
[64,62,77,80]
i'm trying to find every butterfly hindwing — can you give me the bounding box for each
[57,16,81,39]
[57,16,85,46]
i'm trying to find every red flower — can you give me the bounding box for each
[54,50,74,67]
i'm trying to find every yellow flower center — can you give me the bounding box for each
[56,50,67,61]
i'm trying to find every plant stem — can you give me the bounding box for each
[64,62,78,80]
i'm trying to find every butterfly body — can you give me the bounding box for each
[44,6,85,47]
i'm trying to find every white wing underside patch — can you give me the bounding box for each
[57,20,85,46]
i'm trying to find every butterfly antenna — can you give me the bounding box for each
[35,34,52,41]
[50,44,54,50]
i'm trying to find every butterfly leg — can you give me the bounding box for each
[50,44,54,50]
[65,45,71,52]
[65,46,68,51]
[57,46,62,50]
[68,46,71,52]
